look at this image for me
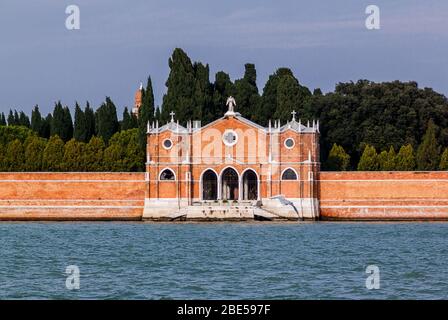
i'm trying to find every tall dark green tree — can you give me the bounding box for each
[234,63,260,121]
[192,62,213,123]
[74,102,87,142]
[95,97,119,144]
[31,105,43,134]
[84,102,96,142]
[7,110,16,126]
[121,107,133,131]
[161,48,197,123]
[51,102,73,142]
[416,119,441,170]
[0,113,6,126]
[19,111,30,127]
[41,114,52,139]
[138,76,155,149]
[212,71,235,117]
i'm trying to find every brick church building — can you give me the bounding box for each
[140,93,320,220]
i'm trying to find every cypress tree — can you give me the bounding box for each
[19,111,30,128]
[7,110,14,126]
[0,113,6,126]
[326,143,350,171]
[440,148,448,170]
[96,97,119,144]
[31,105,43,134]
[161,48,196,123]
[51,102,65,140]
[84,102,96,142]
[41,114,52,139]
[234,63,260,121]
[416,120,440,171]
[396,144,416,171]
[74,102,87,142]
[14,110,20,125]
[192,62,213,123]
[122,107,132,131]
[212,71,235,117]
[357,145,379,171]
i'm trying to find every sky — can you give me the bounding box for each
[0,0,447,116]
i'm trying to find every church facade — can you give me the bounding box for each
[143,97,320,220]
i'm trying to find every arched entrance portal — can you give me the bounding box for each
[242,170,258,200]
[202,170,218,200]
[221,168,239,200]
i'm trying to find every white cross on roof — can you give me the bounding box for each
[291,110,297,121]
[170,111,175,122]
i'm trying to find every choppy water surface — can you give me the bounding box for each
[1,222,448,299]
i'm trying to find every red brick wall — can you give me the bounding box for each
[319,171,448,220]
[0,173,146,221]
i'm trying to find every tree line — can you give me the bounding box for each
[1,47,448,172]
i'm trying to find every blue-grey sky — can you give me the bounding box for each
[1,0,447,116]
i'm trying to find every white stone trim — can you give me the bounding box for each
[284,137,295,149]
[222,129,238,147]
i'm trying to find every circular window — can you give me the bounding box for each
[163,139,173,150]
[284,138,295,149]
[222,130,238,147]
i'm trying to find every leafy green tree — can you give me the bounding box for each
[440,148,448,170]
[379,146,397,171]
[42,135,64,171]
[84,136,105,171]
[24,136,46,171]
[63,139,86,171]
[357,145,379,171]
[4,139,24,171]
[395,144,416,171]
[104,129,144,171]
[326,143,350,171]
[234,63,260,121]
[417,120,441,170]
[96,97,119,144]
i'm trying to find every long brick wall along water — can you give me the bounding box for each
[2,171,448,221]
[319,171,448,221]
[0,173,146,221]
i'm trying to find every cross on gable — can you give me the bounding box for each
[291,110,297,121]
[170,111,175,122]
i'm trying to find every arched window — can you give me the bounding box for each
[160,169,175,181]
[281,168,298,180]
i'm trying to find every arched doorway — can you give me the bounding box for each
[221,168,239,200]
[202,169,218,200]
[242,170,258,200]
